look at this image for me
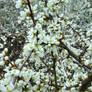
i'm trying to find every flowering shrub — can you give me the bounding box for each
[0,0,92,92]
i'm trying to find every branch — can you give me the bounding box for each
[45,0,48,7]
[59,41,92,73]
[53,59,58,92]
[51,52,58,92]
[79,75,92,92]
[18,51,33,71]
[40,57,53,73]
[59,41,92,91]
[66,84,79,90]
[27,0,36,26]
[49,83,63,89]
[73,61,92,73]
[12,50,33,85]
[60,41,80,62]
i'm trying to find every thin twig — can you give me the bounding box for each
[12,50,33,85]
[49,83,63,88]
[60,41,80,61]
[66,83,79,90]
[27,0,36,26]
[51,52,58,92]
[18,51,33,70]
[40,57,53,73]
[73,61,92,73]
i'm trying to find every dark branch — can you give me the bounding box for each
[59,41,92,73]
[27,0,36,26]
[51,52,58,92]
[79,75,92,92]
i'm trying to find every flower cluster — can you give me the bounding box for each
[0,0,92,92]
[0,48,8,66]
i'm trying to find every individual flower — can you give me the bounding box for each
[0,61,5,66]
[15,0,22,8]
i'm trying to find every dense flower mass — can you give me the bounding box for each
[0,0,92,92]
